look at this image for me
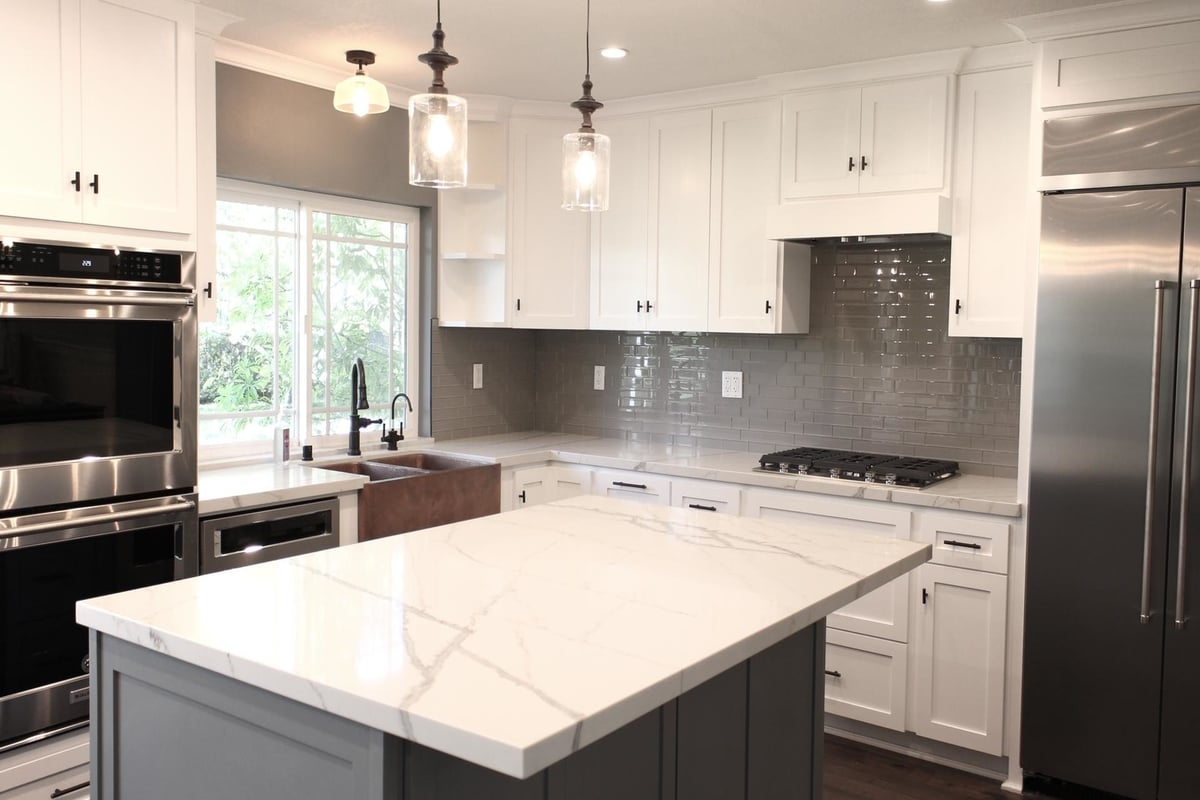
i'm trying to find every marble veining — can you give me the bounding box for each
[78,495,928,779]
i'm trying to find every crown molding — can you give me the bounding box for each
[959,42,1035,73]
[194,5,239,39]
[1007,0,1200,42]
[762,47,970,93]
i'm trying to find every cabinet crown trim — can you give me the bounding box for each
[1007,0,1200,42]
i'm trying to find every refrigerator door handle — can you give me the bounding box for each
[1143,279,1169,625]
[1176,279,1200,630]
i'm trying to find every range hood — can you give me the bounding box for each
[766,192,952,243]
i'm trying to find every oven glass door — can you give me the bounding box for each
[0,497,197,749]
[0,286,195,509]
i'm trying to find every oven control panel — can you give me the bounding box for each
[0,241,183,285]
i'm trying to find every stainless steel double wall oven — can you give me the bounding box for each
[0,240,198,751]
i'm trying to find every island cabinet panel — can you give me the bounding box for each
[91,623,828,800]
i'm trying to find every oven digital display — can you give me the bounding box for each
[60,252,109,274]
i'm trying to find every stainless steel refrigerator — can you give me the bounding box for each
[1024,106,1200,799]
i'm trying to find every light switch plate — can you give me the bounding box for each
[721,371,743,399]
[472,363,483,389]
[593,365,605,390]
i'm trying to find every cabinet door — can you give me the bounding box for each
[78,0,195,234]
[509,118,590,330]
[948,67,1032,339]
[911,564,1007,755]
[0,0,81,223]
[743,490,912,642]
[824,628,908,732]
[708,100,783,334]
[590,116,650,331]
[647,109,711,332]
[551,465,592,500]
[511,466,559,508]
[858,76,947,195]
[780,87,860,200]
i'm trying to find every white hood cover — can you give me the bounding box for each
[766,192,952,241]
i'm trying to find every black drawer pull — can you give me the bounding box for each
[51,781,90,798]
[824,669,842,678]
[944,539,983,550]
[518,490,526,503]
[613,481,647,490]
[688,503,717,512]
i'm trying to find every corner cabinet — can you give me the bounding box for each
[947,66,1033,339]
[0,0,196,235]
[708,100,810,334]
[780,76,948,200]
[508,117,590,329]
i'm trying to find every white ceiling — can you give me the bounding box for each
[199,0,1120,102]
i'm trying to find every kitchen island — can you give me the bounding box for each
[76,495,929,799]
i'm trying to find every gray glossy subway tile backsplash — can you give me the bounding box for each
[431,241,1021,476]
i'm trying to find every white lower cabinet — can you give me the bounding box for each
[669,478,741,515]
[824,628,908,732]
[743,489,912,642]
[910,563,1008,755]
[590,470,670,505]
[508,465,592,510]
[0,730,89,799]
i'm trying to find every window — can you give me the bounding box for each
[200,182,420,456]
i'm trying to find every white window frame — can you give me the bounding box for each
[201,179,421,463]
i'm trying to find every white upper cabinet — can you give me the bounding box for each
[590,116,650,330]
[0,0,196,235]
[647,108,713,331]
[508,117,590,329]
[781,76,948,200]
[708,99,810,334]
[948,66,1033,339]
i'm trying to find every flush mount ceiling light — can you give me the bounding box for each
[562,0,611,211]
[409,0,468,188]
[333,50,390,116]
[600,46,627,59]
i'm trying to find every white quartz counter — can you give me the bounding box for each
[197,463,368,516]
[77,495,929,779]
[425,431,1022,517]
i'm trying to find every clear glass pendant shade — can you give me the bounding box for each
[409,93,468,188]
[332,72,389,116]
[562,131,610,211]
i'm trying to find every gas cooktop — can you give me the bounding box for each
[756,447,959,488]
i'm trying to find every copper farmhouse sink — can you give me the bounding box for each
[319,452,500,541]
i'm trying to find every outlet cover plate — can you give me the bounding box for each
[593,365,605,390]
[721,371,743,399]
[472,363,483,389]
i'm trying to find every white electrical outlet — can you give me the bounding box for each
[593,365,605,390]
[472,363,483,389]
[721,371,743,399]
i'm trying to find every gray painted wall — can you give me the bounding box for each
[434,241,1022,477]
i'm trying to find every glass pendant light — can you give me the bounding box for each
[409,0,468,188]
[333,50,390,116]
[562,0,610,211]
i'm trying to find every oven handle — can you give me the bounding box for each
[0,288,193,307]
[1,499,196,539]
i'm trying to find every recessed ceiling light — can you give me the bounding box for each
[600,47,628,59]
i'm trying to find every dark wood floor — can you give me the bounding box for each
[823,735,1014,800]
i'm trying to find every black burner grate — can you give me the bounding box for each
[757,448,959,487]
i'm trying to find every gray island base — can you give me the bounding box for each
[91,622,825,800]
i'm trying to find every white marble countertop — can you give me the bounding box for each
[77,495,929,779]
[425,431,1022,517]
[197,463,368,516]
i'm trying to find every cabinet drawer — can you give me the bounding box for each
[824,629,908,732]
[591,470,670,505]
[670,479,741,515]
[916,513,1010,574]
[0,763,89,799]
[0,730,89,799]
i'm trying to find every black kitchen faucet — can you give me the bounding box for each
[348,358,382,456]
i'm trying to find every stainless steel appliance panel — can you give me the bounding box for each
[1024,189,1185,799]
[0,284,196,509]
[200,497,340,574]
[1160,186,1200,799]
[0,494,198,750]
[1042,104,1200,192]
